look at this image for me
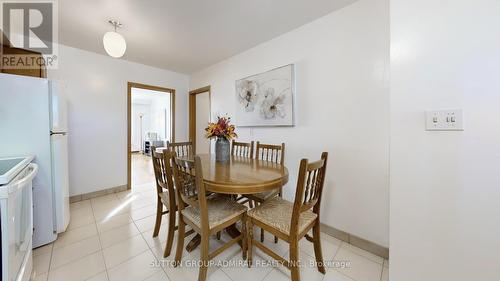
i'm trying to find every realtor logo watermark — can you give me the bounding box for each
[1,0,58,69]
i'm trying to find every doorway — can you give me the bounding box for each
[127,82,175,189]
[189,86,211,154]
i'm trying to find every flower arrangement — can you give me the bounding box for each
[205,115,237,140]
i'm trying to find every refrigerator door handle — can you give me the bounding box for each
[50,131,67,136]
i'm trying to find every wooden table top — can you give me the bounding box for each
[178,154,289,195]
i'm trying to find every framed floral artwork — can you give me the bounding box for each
[235,64,295,127]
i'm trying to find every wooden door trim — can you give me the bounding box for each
[127,82,176,189]
[189,85,211,154]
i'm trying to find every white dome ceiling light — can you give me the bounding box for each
[103,20,126,58]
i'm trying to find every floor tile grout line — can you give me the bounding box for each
[51,230,98,249]
[136,222,176,281]
[45,206,104,279]
[218,267,234,281]
[83,270,107,281]
[259,266,276,281]
[59,220,96,235]
[66,221,96,232]
[96,215,135,236]
[89,193,111,281]
[379,260,388,281]
[129,209,168,281]
[332,268,357,281]
[333,241,384,281]
[48,236,102,271]
[329,241,358,281]
[94,215,156,270]
[105,247,151,274]
[332,241,343,260]
[44,243,54,279]
[337,241,385,265]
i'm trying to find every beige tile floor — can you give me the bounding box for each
[32,182,389,281]
[131,153,156,186]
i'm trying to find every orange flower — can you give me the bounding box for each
[205,116,237,140]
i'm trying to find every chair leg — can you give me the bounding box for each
[252,200,265,242]
[312,222,326,274]
[216,231,221,240]
[290,239,301,281]
[249,200,254,208]
[242,214,247,260]
[163,209,176,257]
[276,190,283,244]
[247,218,253,267]
[174,214,186,267]
[198,233,210,281]
[153,199,163,237]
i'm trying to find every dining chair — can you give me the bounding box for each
[171,154,248,281]
[231,141,254,205]
[231,141,254,158]
[247,152,329,281]
[151,147,194,257]
[245,142,285,242]
[167,140,194,157]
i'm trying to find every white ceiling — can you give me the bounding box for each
[59,0,356,74]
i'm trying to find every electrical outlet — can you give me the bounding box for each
[426,109,464,131]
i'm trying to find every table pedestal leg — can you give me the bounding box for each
[186,234,201,252]
[185,225,244,253]
[227,223,245,260]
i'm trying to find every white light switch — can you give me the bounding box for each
[426,109,464,131]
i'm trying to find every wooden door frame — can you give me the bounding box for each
[127,82,176,189]
[189,85,211,154]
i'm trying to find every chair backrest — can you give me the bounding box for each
[231,141,254,158]
[151,147,176,207]
[255,142,285,165]
[167,141,193,157]
[171,154,209,231]
[290,152,329,235]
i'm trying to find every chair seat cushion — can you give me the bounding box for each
[182,196,247,229]
[247,197,317,235]
[250,189,279,201]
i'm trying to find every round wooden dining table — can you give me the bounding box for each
[181,153,289,193]
[177,153,289,252]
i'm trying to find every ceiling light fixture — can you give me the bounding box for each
[103,20,126,58]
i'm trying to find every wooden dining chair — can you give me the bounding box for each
[231,141,254,158]
[255,142,285,165]
[245,142,285,242]
[167,140,194,157]
[171,154,248,281]
[151,147,193,257]
[247,152,329,281]
[231,141,254,205]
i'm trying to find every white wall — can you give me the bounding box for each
[48,45,189,196]
[390,0,500,280]
[190,0,390,247]
[149,94,172,142]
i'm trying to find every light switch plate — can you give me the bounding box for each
[426,109,464,131]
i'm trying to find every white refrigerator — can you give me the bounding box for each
[0,73,71,248]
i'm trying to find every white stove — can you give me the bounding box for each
[0,156,38,281]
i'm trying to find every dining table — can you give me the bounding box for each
[177,153,289,252]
